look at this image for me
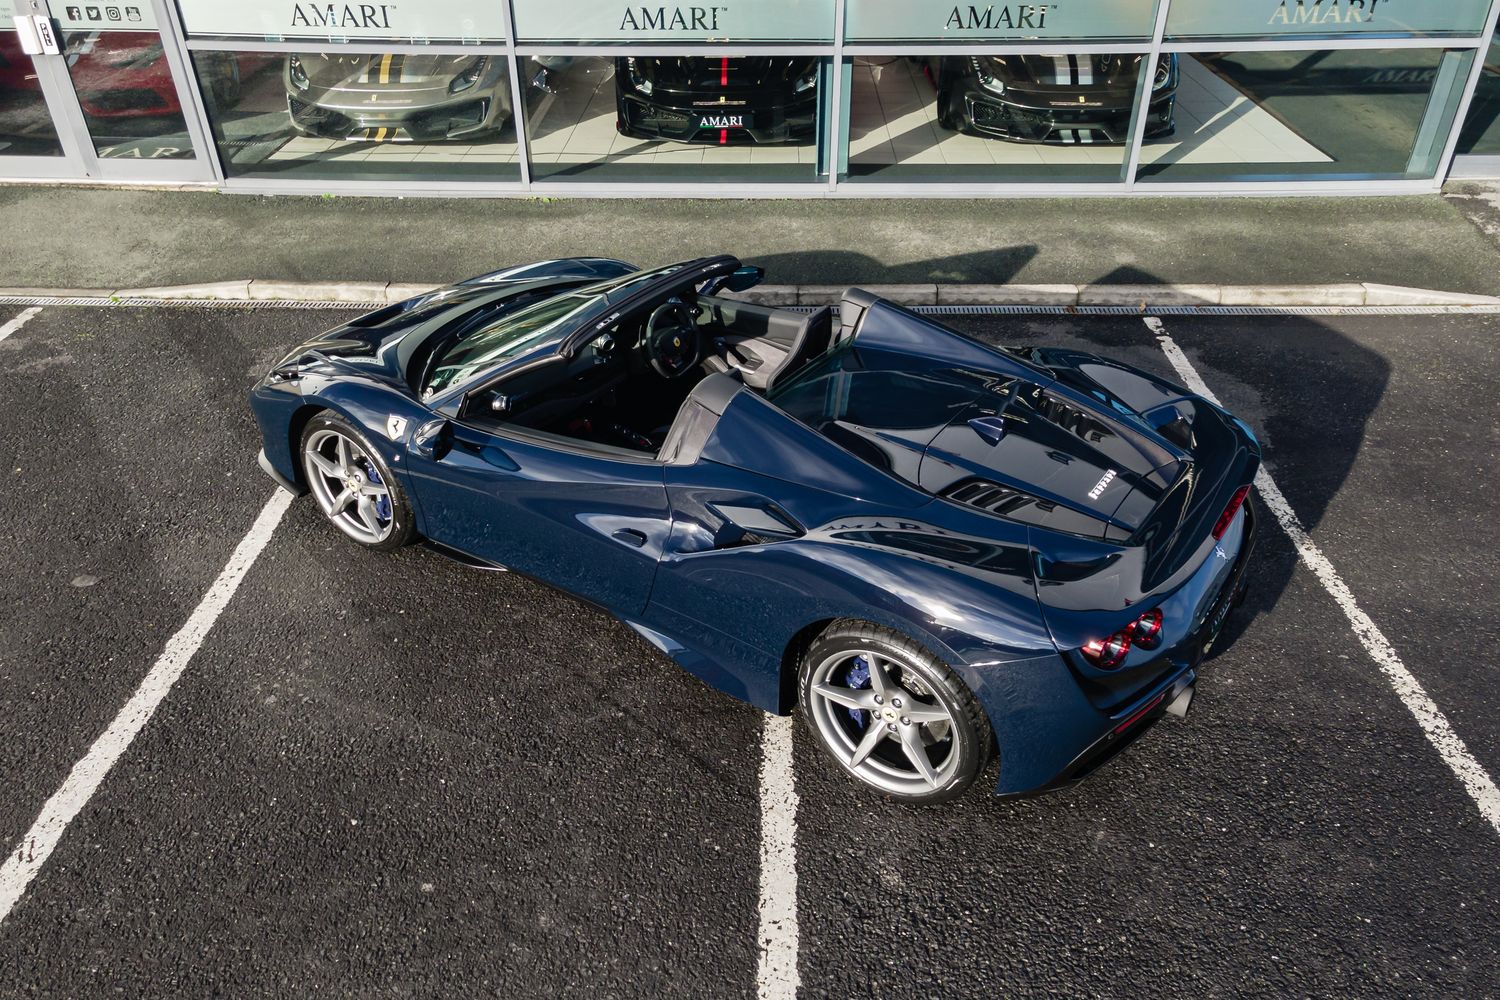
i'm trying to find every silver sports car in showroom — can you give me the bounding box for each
[285,52,558,142]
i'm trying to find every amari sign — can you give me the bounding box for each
[510,0,834,42]
[844,0,1159,42]
[1165,0,1495,39]
[174,0,508,41]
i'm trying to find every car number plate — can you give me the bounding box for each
[695,112,752,130]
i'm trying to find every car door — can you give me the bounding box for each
[402,419,670,617]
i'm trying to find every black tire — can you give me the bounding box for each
[797,620,993,805]
[937,91,962,132]
[299,412,416,552]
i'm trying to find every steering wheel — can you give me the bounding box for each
[644,299,700,380]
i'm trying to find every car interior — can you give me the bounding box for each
[470,282,838,458]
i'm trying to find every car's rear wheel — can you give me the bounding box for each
[799,621,993,804]
[300,414,414,551]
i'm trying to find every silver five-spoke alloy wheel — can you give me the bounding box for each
[807,649,961,796]
[302,428,395,545]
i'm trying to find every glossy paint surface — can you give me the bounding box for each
[249,259,1260,795]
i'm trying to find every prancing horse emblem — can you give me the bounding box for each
[386,415,408,442]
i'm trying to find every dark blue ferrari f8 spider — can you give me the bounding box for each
[251,255,1260,804]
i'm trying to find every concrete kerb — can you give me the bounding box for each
[2,281,1498,309]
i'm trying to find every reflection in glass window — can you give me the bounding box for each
[847,55,1155,183]
[1457,29,1500,156]
[0,34,64,156]
[194,49,523,181]
[525,56,823,183]
[64,31,196,160]
[1138,48,1469,182]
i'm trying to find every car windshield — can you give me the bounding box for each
[423,263,688,397]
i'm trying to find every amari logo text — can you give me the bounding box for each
[290,2,395,30]
[620,5,729,31]
[1269,0,1384,26]
[946,4,1053,32]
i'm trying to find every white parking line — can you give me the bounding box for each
[0,489,293,924]
[0,307,42,344]
[757,714,800,1000]
[1146,317,1500,836]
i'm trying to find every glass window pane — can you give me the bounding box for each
[1165,0,1493,42]
[194,49,521,182]
[846,0,1159,43]
[63,31,196,160]
[846,54,1154,183]
[0,32,64,156]
[1457,27,1500,156]
[1137,48,1464,182]
[526,56,823,183]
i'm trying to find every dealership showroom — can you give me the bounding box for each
[1,0,1498,193]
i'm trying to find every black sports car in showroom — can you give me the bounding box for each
[250,255,1260,804]
[926,54,1178,144]
[615,56,818,144]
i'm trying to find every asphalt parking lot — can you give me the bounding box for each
[0,301,1497,999]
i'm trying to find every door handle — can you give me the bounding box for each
[612,528,649,548]
[452,434,520,471]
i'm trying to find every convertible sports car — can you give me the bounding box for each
[250,256,1259,804]
[615,57,818,144]
[285,52,519,142]
[924,54,1178,144]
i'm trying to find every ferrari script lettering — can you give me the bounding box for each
[620,5,727,31]
[1087,469,1117,500]
[945,4,1051,31]
[1268,0,1383,26]
[291,2,394,29]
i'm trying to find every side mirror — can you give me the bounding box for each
[722,265,765,293]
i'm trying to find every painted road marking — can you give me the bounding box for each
[757,714,800,1000]
[1146,316,1500,836]
[0,307,42,344]
[0,490,294,924]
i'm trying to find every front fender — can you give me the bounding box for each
[250,374,437,533]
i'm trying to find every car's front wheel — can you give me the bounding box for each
[799,621,993,804]
[300,413,414,551]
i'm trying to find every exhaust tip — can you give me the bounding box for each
[1164,686,1194,719]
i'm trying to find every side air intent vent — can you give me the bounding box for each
[944,479,1055,518]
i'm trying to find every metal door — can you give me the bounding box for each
[1,0,214,180]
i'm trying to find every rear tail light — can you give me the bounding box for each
[1082,632,1131,670]
[1081,607,1165,670]
[1131,609,1163,650]
[1213,485,1251,541]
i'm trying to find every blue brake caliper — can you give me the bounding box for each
[365,463,392,521]
[843,655,872,728]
